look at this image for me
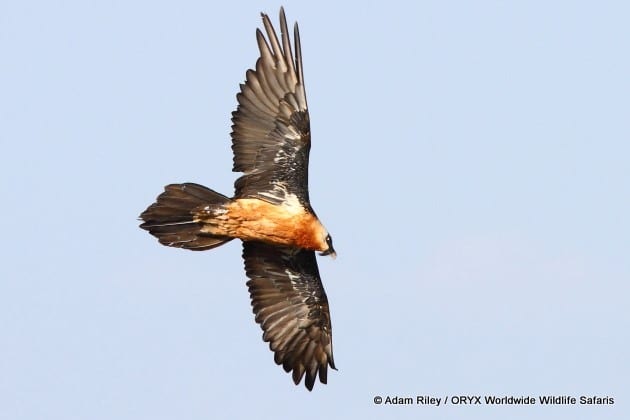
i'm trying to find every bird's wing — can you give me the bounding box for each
[243,241,335,390]
[231,8,312,206]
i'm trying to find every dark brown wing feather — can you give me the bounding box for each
[231,8,311,206]
[243,241,335,391]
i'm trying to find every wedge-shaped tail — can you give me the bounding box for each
[139,183,233,251]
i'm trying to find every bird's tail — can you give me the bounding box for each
[139,183,234,251]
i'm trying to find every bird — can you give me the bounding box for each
[139,8,336,391]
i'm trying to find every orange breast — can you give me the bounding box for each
[218,198,325,251]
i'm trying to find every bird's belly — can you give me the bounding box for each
[200,198,321,249]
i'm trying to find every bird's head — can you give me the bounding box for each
[319,234,336,259]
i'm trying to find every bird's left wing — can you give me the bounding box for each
[242,241,335,390]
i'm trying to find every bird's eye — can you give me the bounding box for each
[326,235,333,246]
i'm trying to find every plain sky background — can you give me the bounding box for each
[1,0,628,419]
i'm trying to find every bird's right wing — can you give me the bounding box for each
[231,8,312,206]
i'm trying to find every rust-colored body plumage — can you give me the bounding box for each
[194,198,327,251]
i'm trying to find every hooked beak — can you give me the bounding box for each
[320,247,337,259]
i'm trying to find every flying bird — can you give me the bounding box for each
[139,8,336,391]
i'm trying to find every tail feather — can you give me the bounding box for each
[139,183,233,251]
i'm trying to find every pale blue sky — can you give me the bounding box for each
[1,1,628,419]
